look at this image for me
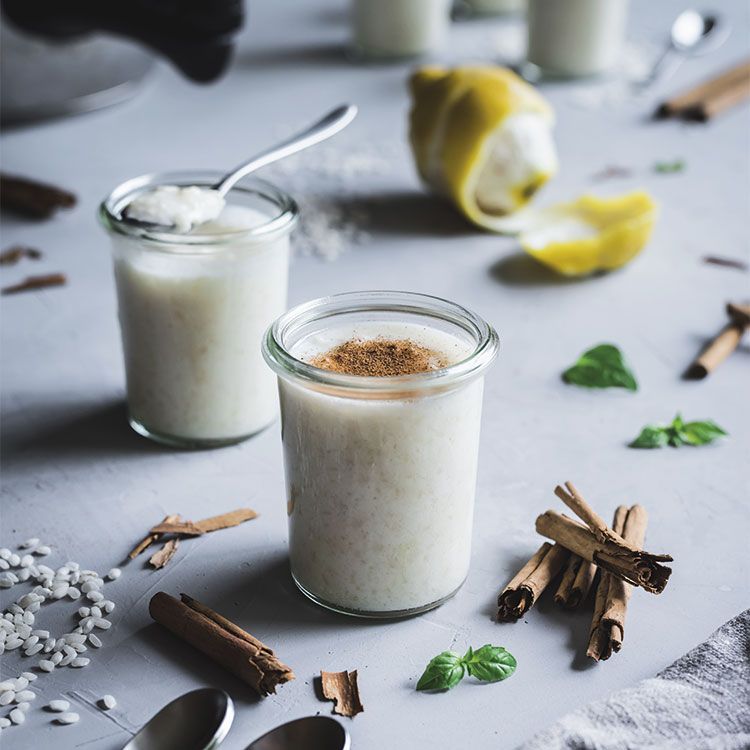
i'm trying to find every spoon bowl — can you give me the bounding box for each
[245,716,350,750]
[122,688,234,750]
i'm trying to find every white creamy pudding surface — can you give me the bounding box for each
[280,322,484,614]
[125,185,226,232]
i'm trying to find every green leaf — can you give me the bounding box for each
[680,420,728,446]
[416,651,465,691]
[562,344,638,391]
[654,159,686,174]
[629,414,728,449]
[629,425,669,448]
[464,645,517,683]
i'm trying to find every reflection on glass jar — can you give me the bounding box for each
[100,172,297,447]
[263,291,499,617]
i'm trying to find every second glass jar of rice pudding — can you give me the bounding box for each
[100,172,297,447]
[263,291,498,617]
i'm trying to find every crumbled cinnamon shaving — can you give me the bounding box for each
[321,670,364,717]
[149,539,180,569]
[311,338,447,376]
[0,246,42,266]
[129,514,181,558]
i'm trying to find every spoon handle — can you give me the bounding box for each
[213,104,358,196]
[641,47,685,90]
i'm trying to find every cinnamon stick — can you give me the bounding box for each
[321,670,364,717]
[685,302,750,379]
[554,552,597,610]
[656,60,750,120]
[0,173,77,219]
[588,505,648,660]
[129,514,181,558]
[497,542,570,622]
[2,273,66,295]
[149,592,294,696]
[535,510,672,594]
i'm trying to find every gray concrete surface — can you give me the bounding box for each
[1,1,748,747]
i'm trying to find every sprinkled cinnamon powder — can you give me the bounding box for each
[311,338,447,376]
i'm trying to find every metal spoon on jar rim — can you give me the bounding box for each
[641,10,729,89]
[244,716,350,750]
[121,104,357,231]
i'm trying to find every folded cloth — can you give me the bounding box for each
[519,609,750,750]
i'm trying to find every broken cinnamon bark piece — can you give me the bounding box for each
[321,670,364,718]
[497,542,570,622]
[149,539,180,569]
[149,521,205,536]
[129,514,181,558]
[0,246,42,265]
[194,508,259,533]
[2,273,66,295]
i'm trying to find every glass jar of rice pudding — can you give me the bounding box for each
[263,291,498,617]
[100,172,297,448]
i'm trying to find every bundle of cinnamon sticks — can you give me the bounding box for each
[497,482,673,661]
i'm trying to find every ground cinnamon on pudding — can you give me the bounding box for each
[311,338,446,376]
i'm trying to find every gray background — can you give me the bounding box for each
[1,0,748,747]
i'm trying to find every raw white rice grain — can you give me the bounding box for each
[8,554,20,567]
[31,630,49,640]
[99,694,117,710]
[93,618,111,630]
[0,548,10,559]
[23,611,34,625]
[67,587,81,600]
[16,702,30,712]
[0,681,13,691]
[17,568,31,582]
[88,634,102,648]
[59,654,75,667]
[23,635,39,648]
[39,659,55,672]
[20,672,37,682]
[107,568,121,580]
[19,539,39,550]
[48,700,70,712]
[0,717,10,728]
[72,643,87,653]
[0,691,15,706]
[9,708,25,724]
[50,652,63,665]
[16,624,32,640]
[0,576,13,588]
[34,545,51,556]
[0,559,8,570]
[20,555,34,568]
[63,633,86,645]
[103,601,115,614]
[70,657,90,668]
[65,562,79,571]
[90,606,102,619]
[56,712,79,725]
[78,607,90,618]
[5,637,23,650]
[25,643,44,656]
[82,619,95,634]
[87,591,104,603]
[15,690,34,702]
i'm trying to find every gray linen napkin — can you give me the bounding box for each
[519,609,750,750]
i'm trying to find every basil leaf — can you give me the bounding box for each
[465,645,517,683]
[629,425,669,448]
[416,651,465,691]
[630,414,728,449]
[681,420,728,446]
[654,159,686,173]
[562,344,638,391]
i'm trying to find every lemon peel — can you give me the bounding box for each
[500,191,658,277]
[408,65,558,229]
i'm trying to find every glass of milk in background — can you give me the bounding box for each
[263,291,499,617]
[526,0,630,77]
[352,0,453,60]
[100,172,297,448]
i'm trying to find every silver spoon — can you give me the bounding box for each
[642,10,728,89]
[245,716,350,750]
[122,688,234,750]
[122,103,358,230]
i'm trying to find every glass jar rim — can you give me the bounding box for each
[98,170,298,248]
[263,291,499,396]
